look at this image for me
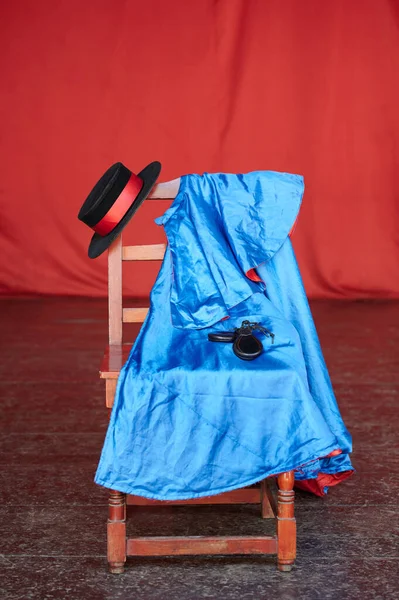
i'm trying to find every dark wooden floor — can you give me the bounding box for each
[1,298,398,600]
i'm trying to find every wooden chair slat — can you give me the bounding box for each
[148,178,180,198]
[126,536,278,557]
[127,487,261,506]
[122,244,166,261]
[123,307,149,323]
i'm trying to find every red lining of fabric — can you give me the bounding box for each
[328,449,343,457]
[294,448,353,497]
[246,268,262,282]
[295,470,354,497]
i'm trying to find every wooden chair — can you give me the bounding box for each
[99,178,296,573]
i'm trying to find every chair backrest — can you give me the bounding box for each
[107,178,180,345]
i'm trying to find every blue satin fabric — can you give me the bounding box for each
[95,171,353,499]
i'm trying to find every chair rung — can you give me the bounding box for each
[127,487,260,506]
[123,308,149,323]
[122,244,166,261]
[126,535,278,557]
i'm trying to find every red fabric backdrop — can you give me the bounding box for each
[1,0,398,298]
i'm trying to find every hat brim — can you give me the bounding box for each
[87,161,161,259]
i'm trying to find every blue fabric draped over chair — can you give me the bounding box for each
[95,171,354,499]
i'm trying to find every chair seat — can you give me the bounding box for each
[100,344,132,379]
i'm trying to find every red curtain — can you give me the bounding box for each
[1,0,398,298]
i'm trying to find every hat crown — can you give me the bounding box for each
[78,162,132,227]
[78,160,161,258]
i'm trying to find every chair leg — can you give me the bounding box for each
[277,471,296,572]
[107,489,126,574]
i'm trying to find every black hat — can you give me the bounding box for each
[78,161,161,258]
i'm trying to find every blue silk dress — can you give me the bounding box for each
[95,171,354,499]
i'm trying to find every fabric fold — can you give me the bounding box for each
[155,171,304,330]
